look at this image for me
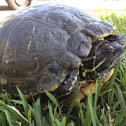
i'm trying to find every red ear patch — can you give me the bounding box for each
[96,51,101,55]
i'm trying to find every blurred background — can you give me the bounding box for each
[0,0,126,20]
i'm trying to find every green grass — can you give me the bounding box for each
[0,9,126,126]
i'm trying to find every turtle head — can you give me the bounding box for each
[80,34,126,83]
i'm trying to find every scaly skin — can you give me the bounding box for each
[77,68,114,101]
[64,68,114,104]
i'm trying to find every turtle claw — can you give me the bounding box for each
[82,21,116,42]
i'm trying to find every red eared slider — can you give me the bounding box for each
[0,4,125,101]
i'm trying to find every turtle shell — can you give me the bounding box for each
[0,4,115,96]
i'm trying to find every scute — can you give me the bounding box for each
[2,19,69,77]
[17,4,99,35]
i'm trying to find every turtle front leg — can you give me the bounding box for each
[52,69,80,101]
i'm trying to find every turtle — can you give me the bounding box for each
[0,4,125,102]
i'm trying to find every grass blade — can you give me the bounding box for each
[17,87,29,117]
[54,118,61,126]
[79,103,85,125]
[101,109,108,126]
[28,109,32,125]
[88,85,96,126]
[0,114,6,126]
[116,85,126,111]
[94,80,101,110]
[108,67,118,104]
[48,102,55,126]
[34,98,43,126]
[8,105,29,123]
[114,112,126,126]
[66,89,79,118]
[0,100,28,124]
[46,91,60,108]
[34,108,43,126]
[61,116,66,126]
[4,110,13,126]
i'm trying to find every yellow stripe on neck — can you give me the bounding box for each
[83,56,96,61]
[84,57,107,73]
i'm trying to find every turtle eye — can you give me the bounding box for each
[108,49,115,56]
[103,48,115,56]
